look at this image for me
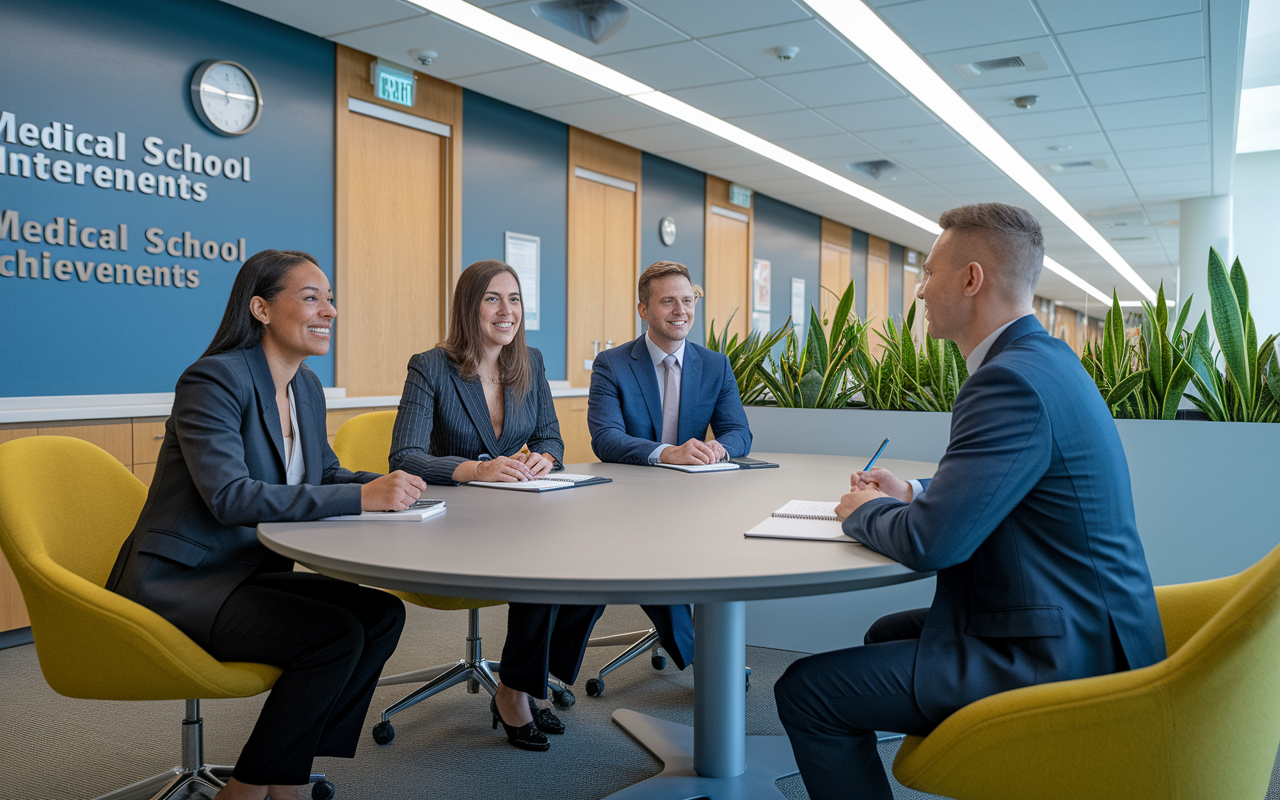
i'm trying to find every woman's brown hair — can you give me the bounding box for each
[440,259,532,397]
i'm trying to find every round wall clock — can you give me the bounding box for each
[659,216,677,246]
[190,60,263,136]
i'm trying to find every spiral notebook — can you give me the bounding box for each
[466,473,612,492]
[745,500,858,544]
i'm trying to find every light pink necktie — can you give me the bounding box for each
[661,354,680,445]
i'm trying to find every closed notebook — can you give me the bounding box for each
[466,473,612,492]
[321,502,446,522]
[745,500,859,544]
[654,462,740,473]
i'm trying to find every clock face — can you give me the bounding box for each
[191,61,262,136]
[659,216,677,246]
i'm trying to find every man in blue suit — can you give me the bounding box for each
[774,204,1165,800]
[588,260,753,669]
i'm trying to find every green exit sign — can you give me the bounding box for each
[729,183,753,209]
[372,60,415,107]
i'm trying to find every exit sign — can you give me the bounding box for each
[372,60,415,107]
[729,183,753,209]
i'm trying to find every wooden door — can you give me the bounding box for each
[704,176,752,342]
[866,235,890,356]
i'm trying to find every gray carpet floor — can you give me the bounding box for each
[0,603,940,800]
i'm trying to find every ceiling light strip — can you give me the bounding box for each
[804,0,1156,303]
[406,0,1116,302]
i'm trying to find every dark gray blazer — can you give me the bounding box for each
[846,315,1165,723]
[106,344,380,649]
[389,346,564,485]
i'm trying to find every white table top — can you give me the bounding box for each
[258,453,936,605]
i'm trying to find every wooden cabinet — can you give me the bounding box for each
[553,396,596,465]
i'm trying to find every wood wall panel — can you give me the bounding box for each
[0,557,28,631]
[552,396,596,465]
[36,422,132,466]
[819,219,853,334]
[704,175,752,342]
[866,235,890,357]
[132,418,167,465]
[335,45,461,397]
[0,428,36,446]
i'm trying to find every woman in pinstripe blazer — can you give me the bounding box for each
[390,259,603,751]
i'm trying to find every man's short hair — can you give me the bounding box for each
[938,203,1044,299]
[638,260,692,305]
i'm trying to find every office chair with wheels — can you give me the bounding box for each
[0,436,332,800]
[892,543,1280,800]
[332,411,573,746]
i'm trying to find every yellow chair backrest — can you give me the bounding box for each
[893,543,1280,800]
[0,436,278,700]
[332,410,397,474]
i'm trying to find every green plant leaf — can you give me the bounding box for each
[1207,247,1252,404]
[1270,342,1280,406]
[1106,370,1147,409]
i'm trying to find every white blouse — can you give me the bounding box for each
[281,385,305,486]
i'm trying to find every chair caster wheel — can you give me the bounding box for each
[552,687,575,708]
[312,779,336,800]
[371,720,395,745]
[651,654,667,670]
[586,678,604,697]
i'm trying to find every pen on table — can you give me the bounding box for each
[863,437,890,471]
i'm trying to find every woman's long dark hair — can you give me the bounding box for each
[440,259,532,398]
[202,249,319,358]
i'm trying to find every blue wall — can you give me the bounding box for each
[889,243,905,324]
[851,229,869,321]
[753,193,821,342]
[641,153,706,345]
[461,91,569,379]
[0,0,335,394]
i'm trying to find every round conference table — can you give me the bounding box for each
[258,452,935,800]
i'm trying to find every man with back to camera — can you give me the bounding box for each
[587,260,753,671]
[773,203,1166,800]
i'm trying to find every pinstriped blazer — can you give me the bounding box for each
[389,346,564,485]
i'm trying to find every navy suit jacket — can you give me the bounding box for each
[107,344,380,649]
[846,315,1166,722]
[587,336,752,465]
[389,346,564,485]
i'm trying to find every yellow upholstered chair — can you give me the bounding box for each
[0,436,332,800]
[333,411,563,746]
[892,544,1280,800]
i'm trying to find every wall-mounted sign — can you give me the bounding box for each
[791,277,806,338]
[729,183,752,209]
[190,60,263,136]
[659,215,676,246]
[752,258,770,312]
[505,231,540,331]
[372,59,415,107]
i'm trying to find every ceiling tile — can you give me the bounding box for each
[596,41,750,90]
[1046,169,1132,189]
[628,0,811,38]
[764,63,904,108]
[990,108,1100,140]
[607,124,730,153]
[667,79,803,118]
[1117,144,1208,169]
[1132,178,1210,199]
[878,0,1048,55]
[747,176,841,195]
[221,0,424,37]
[890,145,985,169]
[485,0,688,56]
[818,96,937,132]
[925,37,1071,89]
[1076,59,1206,106]
[716,163,807,183]
[859,123,965,151]
[778,134,881,161]
[1123,164,1209,184]
[1037,0,1201,34]
[724,109,844,140]
[1013,131,1115,158]
[948,176,1023,195]
[453,64,613,109]
[535,96,678,132]
[914,162,1004,183]
[961,76,1088,117]
[701,20,865,78]
[329,14,537,80]
[1057,13,1204,74]
[660,145,773,170]
[1093,94,1207,131]
[1108,121,1209,151]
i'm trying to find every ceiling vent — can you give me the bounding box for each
[847,159,899,181]
[1046,158,1109,173]
[532,0,629,45]
[952,51,1048,79]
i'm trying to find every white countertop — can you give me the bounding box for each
[0,382,589,425]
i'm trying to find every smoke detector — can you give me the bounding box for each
[1013,95,1038,109]
[772,46,800,61]
[532,0,629,45]
[409,49,438,66]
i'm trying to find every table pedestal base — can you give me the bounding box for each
[604,709,799,800]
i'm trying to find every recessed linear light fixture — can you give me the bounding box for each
[402,0,1115,303]
[802,0,1155,303]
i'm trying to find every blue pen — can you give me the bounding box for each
[863,437,890,471]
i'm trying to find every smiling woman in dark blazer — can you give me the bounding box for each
[107,249,426,800]
[390,258,602,752]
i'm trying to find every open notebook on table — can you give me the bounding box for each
[466,473,612,492]
[322,499,446,522]
[654,462,740,473]
[745,500,859,544]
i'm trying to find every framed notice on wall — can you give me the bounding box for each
[791,278,806,338]
[504,232,540,331]
[753,258,771,312]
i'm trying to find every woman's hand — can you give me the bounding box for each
[514,450,556,477]
[470,456,534,483]
[361,470,426,511]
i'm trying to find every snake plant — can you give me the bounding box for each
[757,279,865,408]
[706,309,792,406]
[854,301,968,411]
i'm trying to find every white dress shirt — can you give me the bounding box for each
[645,333,686,464]
[281,385,305,486]
[904,315,1032,501]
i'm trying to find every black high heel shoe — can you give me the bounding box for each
[528,697,565,735]
[491,697,550,751]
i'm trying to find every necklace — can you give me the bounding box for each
[478,373,503,386]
